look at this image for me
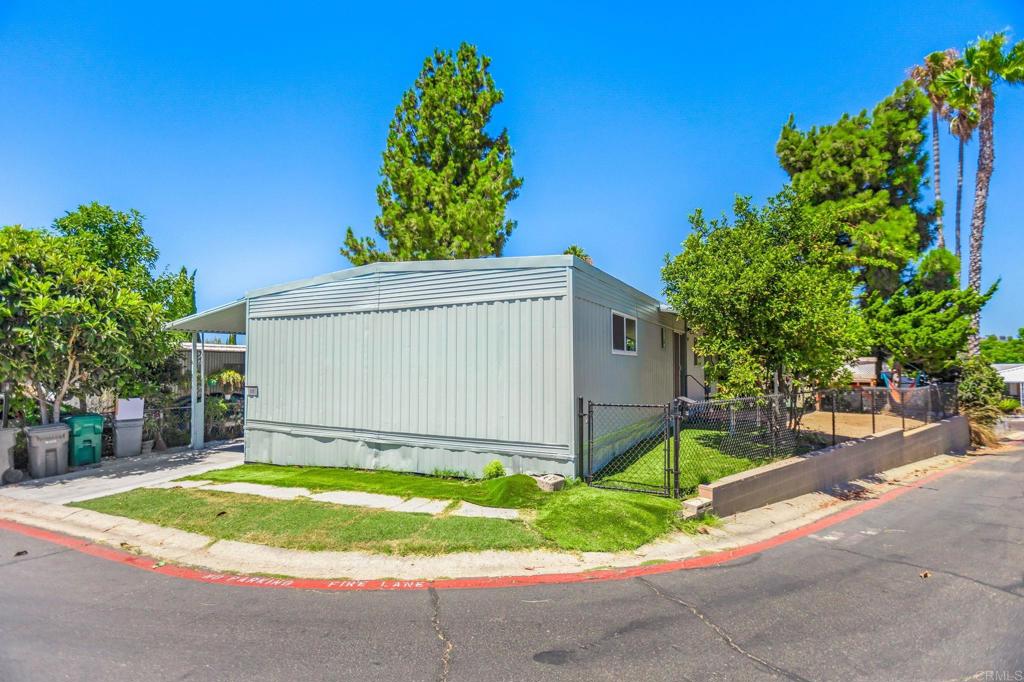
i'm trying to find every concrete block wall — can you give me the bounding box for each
[698,416,969,517]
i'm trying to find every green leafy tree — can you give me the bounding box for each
[939,33,1024,354]
[662,188,866,398]
[0,227,166,423]
[563,244,593,264]
[341,43,523,264]
[53,204,195,404]
[865,249,992,377]
[54,203,195,315]
[910,49,958,249]
[980,329,1024,364]
[777,81,934,298]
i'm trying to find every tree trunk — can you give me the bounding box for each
[33,381,49,425]
[932,108,944,248]
[967,88,995,355]
[955,136,965,262]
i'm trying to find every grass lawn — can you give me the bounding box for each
[74,489,544,555]
[596,428,783,495]
[73,474,716,555]
[182,464,546,509]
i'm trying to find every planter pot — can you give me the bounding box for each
[141,439,154,455]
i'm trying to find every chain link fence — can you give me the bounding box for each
[797,383,958,449]
[584,383,958,498]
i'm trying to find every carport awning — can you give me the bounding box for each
[166,299,246,334]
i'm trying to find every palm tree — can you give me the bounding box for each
[910,49,957,249]
[939,33,1024,354]
[944,88,979,261]
[563,244,593,265]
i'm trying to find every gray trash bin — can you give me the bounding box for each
[113,418,144,458]
[26,423,70,478]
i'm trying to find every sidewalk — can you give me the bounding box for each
[0,451,974,580]
[0,442,244,505]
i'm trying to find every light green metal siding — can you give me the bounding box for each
[245,266,574,476]
[571,266,685,407]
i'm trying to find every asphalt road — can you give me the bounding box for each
[1,450,1021,682]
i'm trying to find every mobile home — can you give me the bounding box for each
[168,256,706,477]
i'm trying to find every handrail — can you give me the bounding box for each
[684,374,710,399]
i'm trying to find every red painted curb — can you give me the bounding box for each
[0,458,976,592]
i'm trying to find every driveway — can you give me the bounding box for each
[0,447,1021,681]
[0,442,243,504]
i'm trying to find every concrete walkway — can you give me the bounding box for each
[146,479,521,519]
[0,442,244,505]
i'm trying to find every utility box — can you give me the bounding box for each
[26,423,70,479]
[64,414,104,466]
[113,418,144,458]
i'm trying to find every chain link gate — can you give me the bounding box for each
[583,395,797,499]
[585,401,677,497]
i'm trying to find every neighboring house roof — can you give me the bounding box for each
[996,365,1024,383]
[993,363,1024,372]
[848,357,884,383]
[177,342,246,353]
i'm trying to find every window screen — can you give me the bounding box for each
[612,312,637,354]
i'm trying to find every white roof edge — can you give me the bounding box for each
[997,365,1024,382]
[165,298,247,333]
[245,255,577,299]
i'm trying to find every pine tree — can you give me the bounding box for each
[341,43,522,264]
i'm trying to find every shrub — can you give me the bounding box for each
[998,398,1021,414]
[431,468,472,480]
[482,459,506,480]
[957,356,1004,412]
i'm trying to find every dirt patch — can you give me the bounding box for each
[800,411,924,440]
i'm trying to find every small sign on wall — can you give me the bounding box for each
[245,385,259,398]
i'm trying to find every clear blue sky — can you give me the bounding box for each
[2,2,1022,336]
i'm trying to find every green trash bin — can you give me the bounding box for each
[63,414,104,466]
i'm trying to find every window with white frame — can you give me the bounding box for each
[611,311,637,355]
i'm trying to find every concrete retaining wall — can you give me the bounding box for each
[698,416,969,517]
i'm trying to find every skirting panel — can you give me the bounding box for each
[244,428,575,478]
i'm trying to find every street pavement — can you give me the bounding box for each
[0,448,1021,681]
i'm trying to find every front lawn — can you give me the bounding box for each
[73,473,714,555]
[182,464,546,508]
[75,489,544,555]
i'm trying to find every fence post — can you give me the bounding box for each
[901,389,906,431]
[672,402,681,498]
[871,388,876,435]
[831,391,836,446]
[577,397,585,480]
[586,401,594,485]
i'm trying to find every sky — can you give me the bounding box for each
[2,1,1023,337]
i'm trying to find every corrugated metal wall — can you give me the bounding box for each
[245,266,575,476]
[572,267,685,406]
[570,265,701,474]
